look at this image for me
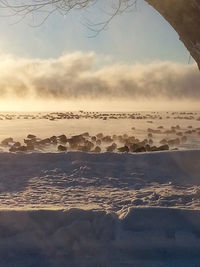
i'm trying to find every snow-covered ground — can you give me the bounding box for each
[0,112,200,266]
[0,150,200,266]
[0,111,200,152]
[0,150,200,210]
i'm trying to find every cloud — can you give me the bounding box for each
[0,52,199,100]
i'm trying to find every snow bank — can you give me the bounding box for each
[0,150,200,210]
[0,208,200,266]
[0,149,200,184]
[0,150,200,265]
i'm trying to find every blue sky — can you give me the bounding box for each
[0,0,191,64]
[0,0,199,112]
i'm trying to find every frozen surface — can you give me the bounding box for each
[0,150,200,266]
[0,112,200,266]
[0,111,200,152]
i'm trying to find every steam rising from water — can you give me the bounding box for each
[0,52,199,111]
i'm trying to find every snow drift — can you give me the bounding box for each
[0,208,200,266]
[0,150,200,266]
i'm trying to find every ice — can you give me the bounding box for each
[0,111,200,265]
[0,111,200,152]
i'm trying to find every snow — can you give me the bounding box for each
[0,150,200,210]
[0,111,200,152]
[0,207,200,266]
[0,150,200,265]
[0,111,200,265]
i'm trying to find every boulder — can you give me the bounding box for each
[106,143,117,152]
[157,144,169,151]
[27,144,34,151]
[18,146,28,152]
[135,146,146,153]
[93,146,101,153]
[102,136,113,143]
[58,145,67,151]
[1,137,13,146]
[27,134,36,139]
[38,138,51,145]
[129,143,139,152]
[13,142,21,147]
[118,146,129,153]
[58,135,67,143]
[9,146,18,152]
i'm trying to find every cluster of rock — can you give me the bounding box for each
[1,132,171,154]
[1,119,199,154]
[0,111,199,121]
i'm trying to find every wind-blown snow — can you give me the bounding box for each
[0,150,200,266]
[0,150,200,210]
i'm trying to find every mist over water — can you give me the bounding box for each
[0,52,199,111]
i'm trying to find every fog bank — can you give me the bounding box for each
[0,52,199,101]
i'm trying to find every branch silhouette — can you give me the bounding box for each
[0,0,137,34]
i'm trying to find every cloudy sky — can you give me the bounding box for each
[0,0,199,111]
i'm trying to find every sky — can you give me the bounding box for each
[0,0,191,63]
[0,0,199,111]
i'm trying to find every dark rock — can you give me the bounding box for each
[38,138,51,145]
[157,144,169,151]
[118,146,129,153]
[83,140,94,151]
[27,144,34,151]
[81,132,89,137]
[91,136,96,142]
[9,146,18,152]
[58,135,67,143]
[27,134,36,139]
[150,146,159,152]
[135,146,146,153]
[68,135,85,146]
[58,145,67,151]
[96,133,103,139]
[50,136,57,144]
[145,144,151,151]
[24,139,34,145]
[102,136,113,143]
[93,146,101,153]
[18,146,27,152]
[50,136,57,142]
[13,142,21,147]
[1,137,13,146]
[129,143,139,152]
[106,143,117,152]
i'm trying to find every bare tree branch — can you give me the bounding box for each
[0,0,137,32]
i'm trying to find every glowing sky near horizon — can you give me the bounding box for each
[0,0,199,112]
